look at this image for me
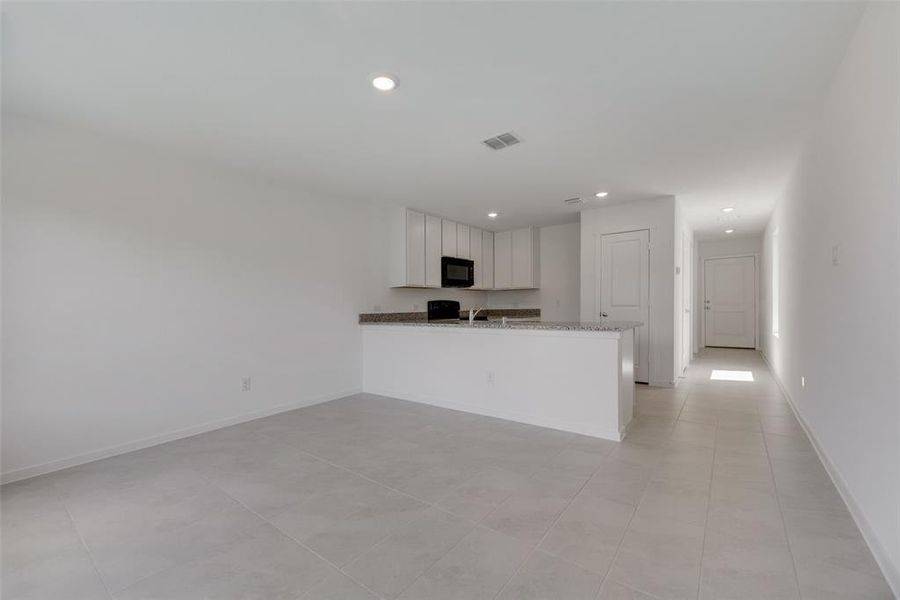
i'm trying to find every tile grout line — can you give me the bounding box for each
[393,441,583,599]
[259,428,518,530]
[761,418,805,599]
[53,484,116,600]
[590,434,671,598]
[489,466,597,600]
[253,430,530,599]
[596,382,708,600]
[693,397,720,600]
[190,469,392,600]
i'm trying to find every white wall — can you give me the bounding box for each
[760,3,900,592]
[696,235,763,350]
[580,196,677,386]
[487,222,580,321]
[0,113,488,481]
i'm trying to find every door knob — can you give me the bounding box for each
[600,312,608,318]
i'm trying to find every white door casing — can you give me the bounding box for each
[598,230,650,383]
[682,233,692,375]
[704,256,756,348]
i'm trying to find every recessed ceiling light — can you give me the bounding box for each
[595,192,609,198]
[487,212,499,218]
[722,207,734,213]
[725,229,735,234]
[371,74,398,91]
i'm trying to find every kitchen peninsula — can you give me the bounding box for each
[360,311,640,441]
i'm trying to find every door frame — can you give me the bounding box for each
[594,228,651,383]
[680,232,693,376]
[700,253,759,350]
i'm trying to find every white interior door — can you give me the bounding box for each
[704,256,756,348]
[598,230,650,383]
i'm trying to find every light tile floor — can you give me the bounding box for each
[1,349,893,599]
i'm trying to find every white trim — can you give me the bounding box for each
[0,388,361,485]
[760,352,900,597]
[649,379,676,388]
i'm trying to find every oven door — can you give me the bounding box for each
[441,257,474,288]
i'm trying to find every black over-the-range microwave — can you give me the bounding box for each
[441,256,474,288]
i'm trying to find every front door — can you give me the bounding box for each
[704,256,756,348]
[599,230,650,383]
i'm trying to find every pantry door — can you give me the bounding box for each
[599,230,650,383]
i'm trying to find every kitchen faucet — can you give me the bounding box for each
[468,307,483,324]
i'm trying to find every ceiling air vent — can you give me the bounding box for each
[482,132,521,150]
[564,197,584,206]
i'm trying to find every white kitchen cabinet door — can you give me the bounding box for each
[511,227,540,288]
[405,209,426,286]
[442,220,457,257]
[470,227,483,288]
[425,214,442,288]
[494,230,512,289]
[482,231,494,289]
[457,225,470,259]
[390,208,425,287]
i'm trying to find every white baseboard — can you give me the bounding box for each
[365,387,623,442]
[760,352,900,597]
[648,380,675,388]
[0,388,361,485]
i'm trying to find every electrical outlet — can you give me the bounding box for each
[555,299,561,308]
[801,376,806,390]
[241,376,251,392]
[413,304,420,311]
[486,371,495,385]
[373,305,382,313]
[832,244,840,266]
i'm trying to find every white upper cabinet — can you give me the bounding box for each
[511,227,540,288]
[470,227,483,288]
[390,208,427,288]
[456,224,470,259]
[390,209,536,290]
[425,214,442,288]
[482,230,495,290]
[442,220,457,257]
[494,230,512,289]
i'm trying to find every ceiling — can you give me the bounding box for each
[2,2,864,237]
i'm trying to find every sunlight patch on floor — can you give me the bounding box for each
[710,369,755,382]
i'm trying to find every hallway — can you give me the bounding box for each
[628,347,893,598]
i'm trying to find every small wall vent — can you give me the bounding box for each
[482,132,521,150]
[563,197,584,206]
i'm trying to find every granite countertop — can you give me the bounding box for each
[359,308,540,323]
[359,318,642,332]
